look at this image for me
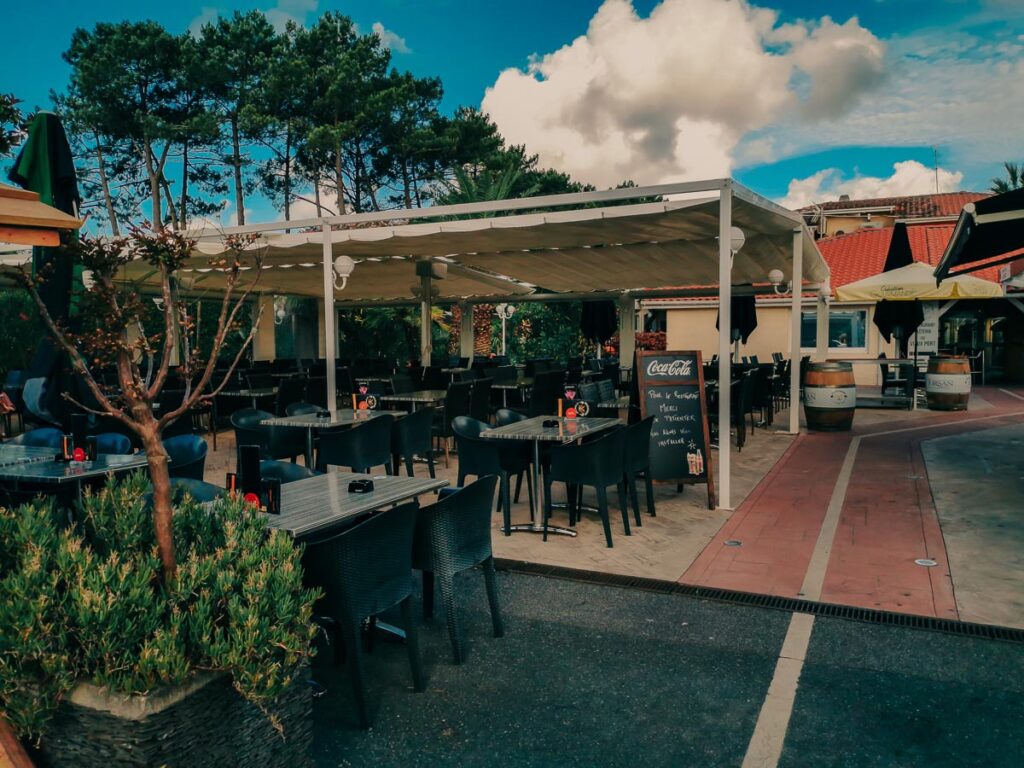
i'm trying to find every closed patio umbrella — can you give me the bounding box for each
[8,112,81,427]
[873,223,921,356]
[715,292,758,343]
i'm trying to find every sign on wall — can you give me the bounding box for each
[914,302,940,356]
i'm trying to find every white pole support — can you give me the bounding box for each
[815,292,828,362]
[789,229,804,435]
[717,184,733,511]
[321,221,337,413]
[420,275,433,365]
[459,302,474,360]
[618,294,636,370]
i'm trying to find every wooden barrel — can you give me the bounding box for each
[926,355,971,411]
[803,362,856,431]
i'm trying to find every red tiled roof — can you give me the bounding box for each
[817,223,1004,287]
[802,192,989,219]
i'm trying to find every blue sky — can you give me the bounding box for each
[2,0,1022,221]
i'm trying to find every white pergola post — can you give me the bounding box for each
[815,292,829,362]
[321,222,337,413]
[419,274,432,365]
[618,294,636,369]
[789,229,804,435]
[717,185,733,511]
[459,302,474,361]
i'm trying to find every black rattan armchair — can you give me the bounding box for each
[301,503,425,728]
[391,407,436,478]
[316,415,394,474]
[452,416,532,535]
[413,475,502,664]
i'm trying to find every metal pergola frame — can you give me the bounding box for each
[188,178,830,511]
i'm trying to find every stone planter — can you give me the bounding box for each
[37,671,312,767]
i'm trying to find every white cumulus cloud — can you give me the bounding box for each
[776,160,965,210]
[372,22,411,54]
[481,0,886,188]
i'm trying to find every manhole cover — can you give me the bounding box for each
[915,558,938,567]
[724,540,743,547]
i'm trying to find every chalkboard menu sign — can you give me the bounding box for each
[636,350,715,509]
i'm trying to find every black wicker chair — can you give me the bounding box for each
[622,416,656,522]
[413,475,503,664]
[544,428,628,547]
[391,372,415,395]
[301,503,425,728]
[391,407,436,478]
[164,434,208,480]
[285,401,320,416]
[6,427,62,448]
[469,378,492,422]
[230,408,304,464]
[93,432,133,455]
[451,416,532,536]
[316,415,394,474]
[432,380,473,467]
[259,459,320,484]
[275,376,308,416]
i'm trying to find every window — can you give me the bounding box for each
[801,309,867,350]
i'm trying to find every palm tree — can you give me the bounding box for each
[989,161,1023,194]
[435,163,541,356]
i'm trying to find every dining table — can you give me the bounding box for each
[481,415,621,537]
[0,453,151,508]
[492,378,534,408]
[261,409,405,469]
[265,470,448,540]
[220,387,279,408]
[378,390,446,411]
[0,444,57,467]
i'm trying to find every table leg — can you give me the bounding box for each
[508,439,576,537]
[305,428,314,469]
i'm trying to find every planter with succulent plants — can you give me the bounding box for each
[0,230,321,765]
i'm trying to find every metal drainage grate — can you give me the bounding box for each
[493,559,1024,645]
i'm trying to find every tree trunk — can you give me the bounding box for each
[144,142,162,232]
[473,304,494,356]
[335,137,346,216]
[402,161,412,209]
[232,116,245,225]
[179,138,189,229]
[138,419,176,581]
[283,127,292,222]
[314,177,322,216]
[95,136,119,236]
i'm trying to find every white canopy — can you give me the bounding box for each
[835,261,1002,302]
[133,182,829,303]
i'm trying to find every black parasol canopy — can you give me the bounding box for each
[872,223,923,356]
[580,300,618,344]
[715,292,758,344]
[934,187,1024,281]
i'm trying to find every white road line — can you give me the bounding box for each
[998,388,1024,401]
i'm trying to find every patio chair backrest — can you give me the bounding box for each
[451,416,503,476]
[302,502,419,623]
[317,414,394,472]
[246,372,274,390]
[623,416,655,474]
[285,401,320,416]
[259,459,320,484]
[470,379,492,422]
[276,376,308,416]
[164,434,208,480]
[391,372,415,394]
[7,427,62,448]
[413,475,499,575]
[549,427,624,487]
[391,407,434,458]
[93,432,133,455]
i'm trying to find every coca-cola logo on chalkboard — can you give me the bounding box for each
[646,359,693,377]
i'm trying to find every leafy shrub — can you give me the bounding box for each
[0,473,320,740]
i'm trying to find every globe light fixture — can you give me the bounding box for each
[333,255,355,290]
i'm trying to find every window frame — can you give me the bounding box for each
[800,308,870,352]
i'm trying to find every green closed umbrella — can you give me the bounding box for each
[8,111,81,320]
[8,112,81,426]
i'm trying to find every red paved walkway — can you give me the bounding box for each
[682,387,1024,621]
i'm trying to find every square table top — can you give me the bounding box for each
[266,471,448,538]
[219,387,278,397]
[354,375,393,383]
[378,389,447,404]
[261,409,403,430]
[0,444,58,467]
[492,378,534,390]
[481,415,620,444]
[0,453,149,484]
